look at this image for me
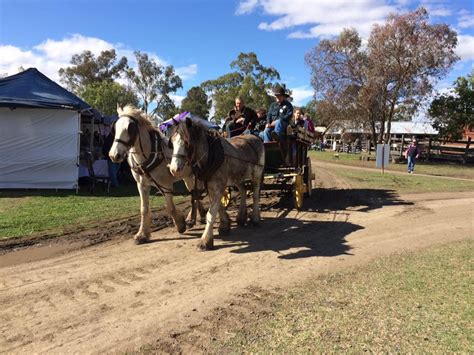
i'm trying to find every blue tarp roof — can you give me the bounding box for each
[0,68,92,111]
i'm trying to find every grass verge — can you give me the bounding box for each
[0,186,172,240]
[214,239,473,353]
[309,150,474,179]
[326,166,474,193]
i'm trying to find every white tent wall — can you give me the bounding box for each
[0,108,80,189]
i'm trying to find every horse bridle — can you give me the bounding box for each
[169,122,194,162]
[113,114,176,195]
[114,115,139,148]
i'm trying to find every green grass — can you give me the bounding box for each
[309,150,474,179]
[214,240,474,353]
[0,186,172,240]
[2,153,472,240]
[328,166,474,193]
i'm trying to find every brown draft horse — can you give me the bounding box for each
[169,117,265,250]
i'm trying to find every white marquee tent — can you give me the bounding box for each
[0,68,97,189]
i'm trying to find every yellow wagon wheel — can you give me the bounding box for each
[221,187,232,208]
[293,175,305,210]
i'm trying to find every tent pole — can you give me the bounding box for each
[76,113,81,194]
[90,119,94,159]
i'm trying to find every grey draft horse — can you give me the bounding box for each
[168,117,265,250]
[109,105,206,244]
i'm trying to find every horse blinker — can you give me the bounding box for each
[128,121,138,142]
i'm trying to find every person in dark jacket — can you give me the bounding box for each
[404,138,420,174]
[244,108,267,137]
[226,96,258,137]
[102,123,120,187]
[260,86,293,142]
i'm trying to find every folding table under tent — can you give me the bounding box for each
[0,68,98,189]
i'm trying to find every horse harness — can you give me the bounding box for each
[172,123,225,183]
[129,130,164,178]
[193,135,225,182]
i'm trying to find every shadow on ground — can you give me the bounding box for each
[189,187,414,260]
[268,187,413,214]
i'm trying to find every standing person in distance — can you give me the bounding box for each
[404,138,420,174]
[102,122,121,187]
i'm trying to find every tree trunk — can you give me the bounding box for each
[378,121,385,144]
[400,134,405,158]
[427,136,432,161]
[385,98,397,144]
[369,114,378,153]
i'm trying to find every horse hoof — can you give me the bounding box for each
[186,219,196,228]
[197,240,214,251]
[176,224,187,234]
[133,235,149,245]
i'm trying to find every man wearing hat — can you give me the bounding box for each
[261,85,293,142]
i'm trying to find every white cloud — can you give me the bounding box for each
[0,34,119,82]
[237,0,400,38]
[290,86,313,106]
[458,9,474,29]
[235,0,259,15]
[176,64,198,80]
[0,45,37,68]
[0,34,197,84]
[456,35,474,61]
[170,94,185,107]
[34,34,114,62]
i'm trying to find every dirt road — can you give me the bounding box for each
[1,166,473,353]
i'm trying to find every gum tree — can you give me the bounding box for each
[201,52,281,122]
[429,72,474,140]
[126,51,182,119]
[305,8,458,147]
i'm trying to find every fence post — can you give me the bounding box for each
[427,136,432,161]
[400,134,405,159]
[464,137,472,164]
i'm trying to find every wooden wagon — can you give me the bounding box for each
[220,126,316,209]
[261,126,316,209]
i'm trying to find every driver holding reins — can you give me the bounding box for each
[225,96,258,137]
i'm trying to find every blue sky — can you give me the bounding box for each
[0,0,473,109]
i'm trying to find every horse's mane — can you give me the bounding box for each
[117,105,159,132]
